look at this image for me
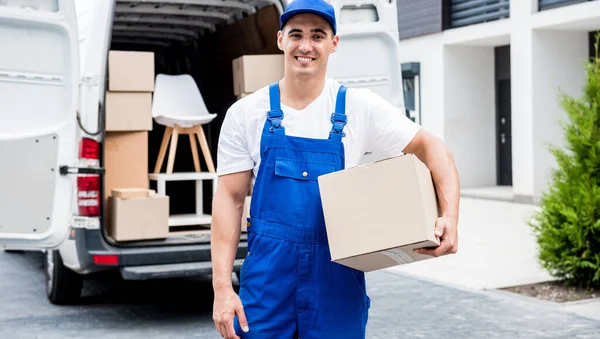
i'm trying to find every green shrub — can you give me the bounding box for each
[530,33,600,288]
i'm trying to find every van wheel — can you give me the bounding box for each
[44,250,83,305]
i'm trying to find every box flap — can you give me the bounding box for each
[111,188,150,199]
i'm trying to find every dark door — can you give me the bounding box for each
[496,79,512,186]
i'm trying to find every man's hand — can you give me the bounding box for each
[213,287,249,338]
[414,216,458,257]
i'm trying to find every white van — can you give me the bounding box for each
[0,0,405,305]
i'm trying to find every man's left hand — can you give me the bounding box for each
[414,216,458,257]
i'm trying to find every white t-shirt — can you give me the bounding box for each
[216,77,421,178]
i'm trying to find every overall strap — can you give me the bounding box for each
[329,85,348,142]
[267,82,285,135]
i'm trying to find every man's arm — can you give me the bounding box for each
[211,170,252,291]
[403,128,460,256]
[211,170,252,338]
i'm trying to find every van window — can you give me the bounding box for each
[0,0,58,12]
[339,4,379,24]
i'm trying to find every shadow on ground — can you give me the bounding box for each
[3,250,232,325]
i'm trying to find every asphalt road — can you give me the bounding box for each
[2,250,600,339]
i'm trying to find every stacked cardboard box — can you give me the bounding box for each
[232,54,284,99]
[318,154,442,272]
[107,189,169,241]
[105,51,161,241]
[106,51,155,131]
[104,131,149,202]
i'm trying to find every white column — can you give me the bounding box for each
[397,35,445,139]
[509,0,536,199]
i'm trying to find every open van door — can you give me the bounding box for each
[328,0,402,105]
[326,0,404,163]
[0,0,80,249]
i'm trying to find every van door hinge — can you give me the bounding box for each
[59,166,105,175]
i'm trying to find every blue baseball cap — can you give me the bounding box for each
[280,0,337,35]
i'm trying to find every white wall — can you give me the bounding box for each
[531,30,589,198]
[397,34,445,139]
[396,0,598,200]
[443,46,497,188]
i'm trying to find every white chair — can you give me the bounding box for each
[152,74,217,174]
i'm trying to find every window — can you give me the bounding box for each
[339,4,379,24]
[0,0,58,12]
[401,62,421,124]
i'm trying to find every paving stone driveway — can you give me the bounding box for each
[1,250,599,338]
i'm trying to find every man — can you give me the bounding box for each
[211,0,460,337]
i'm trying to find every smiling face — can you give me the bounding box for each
[277,13,339,79]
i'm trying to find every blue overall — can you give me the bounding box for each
[234,83,370,338]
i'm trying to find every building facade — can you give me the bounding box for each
[397,0,600,203]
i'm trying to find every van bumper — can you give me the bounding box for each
[120,259,245,280]
[74,228,247,279]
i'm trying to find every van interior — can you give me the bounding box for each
[103,0,283,246]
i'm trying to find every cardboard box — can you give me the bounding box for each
[107,193,169,241]
[232,54,284,95]
[318,154,441,272]
[104,131,149,203]
[108,51,155,92]
[105,92,153,131]
[241,196,251,232]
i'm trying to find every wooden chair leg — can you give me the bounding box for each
[195,125,216,173]
[154,127,172,174]
[189,133,201,172]
[166,126,180,174]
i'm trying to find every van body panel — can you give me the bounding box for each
[0,0,80,249]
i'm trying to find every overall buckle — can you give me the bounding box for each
[330,113,347,134]
[268,109,284,131]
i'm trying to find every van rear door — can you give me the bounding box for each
[0,0,80,249]
[327,0,406,161]
[328,0,403,107]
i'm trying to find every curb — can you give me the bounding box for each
[561,297,600,307]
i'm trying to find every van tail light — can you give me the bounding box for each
[80,137,100,160]
[78,176,100,216]
[77,138,101,217]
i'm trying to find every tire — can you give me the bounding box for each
[44,249,83,305]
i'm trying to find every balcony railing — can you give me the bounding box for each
[447,0,510,28]
[539,0,593,11]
